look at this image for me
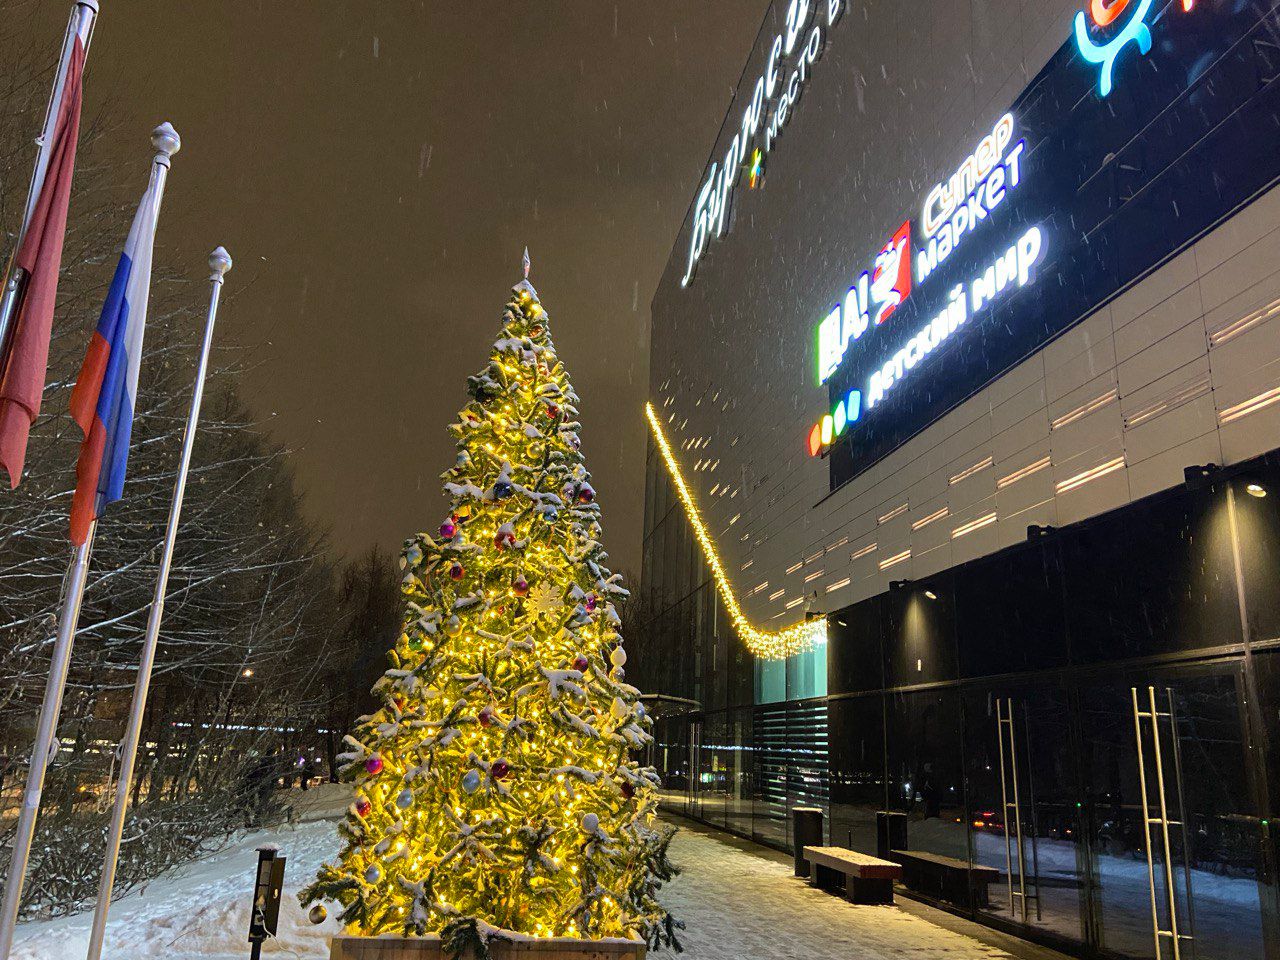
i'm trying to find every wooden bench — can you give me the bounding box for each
[802,846,902,904]
[891,849,999,907]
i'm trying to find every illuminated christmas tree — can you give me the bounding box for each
[302,255,680,955]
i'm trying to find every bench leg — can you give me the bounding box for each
[970,879,990,909]
[847,876,894,905]
[940,871,962,905]
[812,863,841,892]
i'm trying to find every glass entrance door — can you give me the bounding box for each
[1078,664,1267,960]
[688,718,703,822]
[964,680,1090,945]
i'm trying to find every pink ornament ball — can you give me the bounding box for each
[364,756,384,776]
[440,519,457,539]
[449,562,465,581]
[578,485,595,504]
[491,760,511,781]
[572,655,589,673]
[478,706,495,727]
[585,594,598,612]
[514,578,530,597]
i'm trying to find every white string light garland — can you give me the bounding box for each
[645,402,823,661]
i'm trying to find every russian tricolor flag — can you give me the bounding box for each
[68,139,170,544]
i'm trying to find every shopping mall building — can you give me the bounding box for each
[638,1,1280,957]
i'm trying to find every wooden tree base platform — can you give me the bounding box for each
[329,934,647,960]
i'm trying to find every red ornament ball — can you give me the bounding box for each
[490,760,511,781]
[621,782,636,800]
[449,562,465,581]
[354,797,372,818]
[514,578,530,597]
[546,404,560,419]
[578,485,595,504]
[364,755,384,776]
[572,655,590,673]
[494,530,515,550]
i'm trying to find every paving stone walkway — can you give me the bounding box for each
[663,823,1018,960]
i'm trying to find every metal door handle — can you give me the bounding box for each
[997,698,1031,921]
[1132,686,1195,960]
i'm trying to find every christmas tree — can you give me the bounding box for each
[302,256,680,955]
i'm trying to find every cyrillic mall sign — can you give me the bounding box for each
[679,0,847,289]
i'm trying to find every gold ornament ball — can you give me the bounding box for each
[308,904,328,925]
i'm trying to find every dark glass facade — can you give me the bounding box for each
[637,445,1280,960]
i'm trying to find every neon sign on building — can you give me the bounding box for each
[919,115,1025,283]
[814,114,1029,392]
[1075,0,1196,97]
[815,220,913,385]
[808,0,1204,457]
[809,227,1045,457]
[681,0,848,288]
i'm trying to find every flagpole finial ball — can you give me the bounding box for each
[209,247,233,280]
[151,122,181,159]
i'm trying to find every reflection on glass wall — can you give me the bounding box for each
[886,689,969,863]
[828,696,885,854]
[649,700,829,853]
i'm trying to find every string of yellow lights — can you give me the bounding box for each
[644,401,823,661]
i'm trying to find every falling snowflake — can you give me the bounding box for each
[528,582,563,620]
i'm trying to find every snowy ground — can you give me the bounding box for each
[12,789,1020,960]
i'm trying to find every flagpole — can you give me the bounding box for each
[0,0,99,368]
[0,123,180,960]
[0,525,96,960]
[84,247,232,960]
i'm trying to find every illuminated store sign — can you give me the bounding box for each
[811,228,1044,455]
[919,115,1025,283]
[1074,0,1195,98]
[809,0,1224,460]
[681,0,847,288]
[818,0,1278,489]
[815,220,912,384]
[868,228,1043,409]
[815,114,1028,391]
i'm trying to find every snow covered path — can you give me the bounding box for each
[12,794,1019,959]
[661,822,1017,960]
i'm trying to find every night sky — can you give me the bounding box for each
[20,1,766,571]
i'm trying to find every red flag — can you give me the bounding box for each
[0,37,86,488]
